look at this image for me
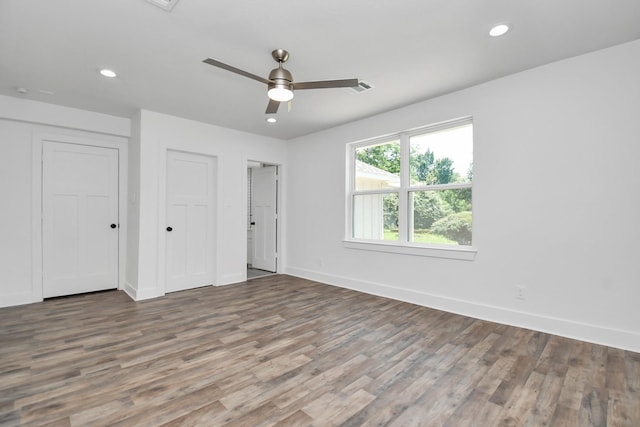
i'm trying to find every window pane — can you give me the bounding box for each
[409,123,473,186]
[409,188,472,245]
[355,140,401,191]
[353,193,399,240]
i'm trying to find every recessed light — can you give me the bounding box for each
[266,117,277,124]
[99,68,117,78]
[489,24,510,37]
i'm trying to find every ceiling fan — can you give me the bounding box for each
[203,49,359,114]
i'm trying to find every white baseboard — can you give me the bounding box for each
[220,273,245,286]
[123,281,160,301]
[123,281,137,301]
[215,281,240,287]
[0,291,37,308]
[285,266,640,353]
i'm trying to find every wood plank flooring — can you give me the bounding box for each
[1,275,639,426]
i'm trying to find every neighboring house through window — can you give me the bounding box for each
[353,158,400,240]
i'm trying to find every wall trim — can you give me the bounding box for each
[221,273,245,286]
[285,266,640,353]
[0,291,37,308]
[123,281,160,301]
[214,281,240,287]
[123,282,138,301]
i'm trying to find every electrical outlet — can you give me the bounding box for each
[515,284,526,300]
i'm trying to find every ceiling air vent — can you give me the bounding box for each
[349,80,374,94]
[144,0,179,11]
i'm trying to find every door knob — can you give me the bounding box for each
[110,224,117,229]
[166,226,173,232]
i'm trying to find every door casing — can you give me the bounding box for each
[31,132,128,303]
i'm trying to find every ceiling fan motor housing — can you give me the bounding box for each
[268,67,293,88]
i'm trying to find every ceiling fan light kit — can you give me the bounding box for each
[203,49,359,115]
[267,59,294,102]
[267,86,294,102]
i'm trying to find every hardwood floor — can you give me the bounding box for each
[247,267,275,280]
[1,275,638,426]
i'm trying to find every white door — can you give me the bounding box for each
[42,142,119,298]
[165,151,216,293]
[251,165,277,272]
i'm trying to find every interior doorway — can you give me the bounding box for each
[247,162,278,280]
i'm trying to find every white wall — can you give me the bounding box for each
[0,95,130,307]
[125,110,287,300]
[0,119,35,306]
[285,40,640,352]
[0,95,130,136]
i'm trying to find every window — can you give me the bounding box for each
[347,118,473,252]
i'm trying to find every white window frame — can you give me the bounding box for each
[344,117,477,261]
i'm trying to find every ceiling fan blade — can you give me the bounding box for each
[265,99,280,114]
[293,78,359,90]
[203,58,271,85]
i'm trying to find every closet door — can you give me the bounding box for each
[42,141,119,298]
[165,151,216,293]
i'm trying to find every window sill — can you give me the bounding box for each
[342,240,477,261]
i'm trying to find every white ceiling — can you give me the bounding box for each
[1,0,639,140]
